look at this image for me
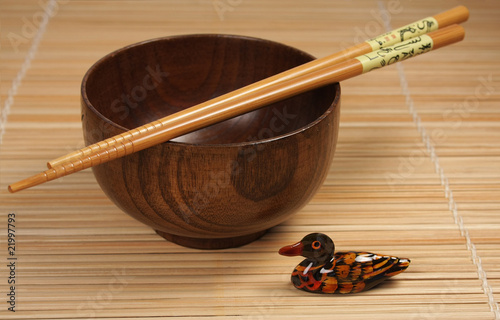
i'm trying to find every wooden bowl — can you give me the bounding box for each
[81,34,341,249]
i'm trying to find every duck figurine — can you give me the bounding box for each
[279,233,410,294]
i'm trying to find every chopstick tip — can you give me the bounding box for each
[458,5,470,19]
[8,171,50,193]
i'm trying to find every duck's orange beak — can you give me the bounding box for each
[279,241,303,256]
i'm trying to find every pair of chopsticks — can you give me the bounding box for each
[8,6,469,193]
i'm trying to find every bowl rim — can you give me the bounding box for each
[81,33,341,148]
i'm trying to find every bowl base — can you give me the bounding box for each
[155,229,268,249]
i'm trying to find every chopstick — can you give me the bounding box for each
[46,5,469,170]
[8,24,466,193]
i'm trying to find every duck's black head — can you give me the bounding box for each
[279,233,335,263]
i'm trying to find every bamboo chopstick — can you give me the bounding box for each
[45,6,469,170]
[8,24,465,193]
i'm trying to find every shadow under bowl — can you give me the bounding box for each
[81,34,341,249]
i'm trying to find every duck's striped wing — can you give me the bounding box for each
[335,251,410,292]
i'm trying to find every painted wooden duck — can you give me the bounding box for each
[279,233,410,294]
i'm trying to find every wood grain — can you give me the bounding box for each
[81,34,340,249]
[0,0,499,319]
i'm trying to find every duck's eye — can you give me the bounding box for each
[312,241,321,250]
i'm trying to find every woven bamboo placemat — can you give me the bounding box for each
[1,0,499,319]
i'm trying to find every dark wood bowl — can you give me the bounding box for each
[81,34,341,249]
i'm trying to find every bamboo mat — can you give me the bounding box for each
[1,0,499,319]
